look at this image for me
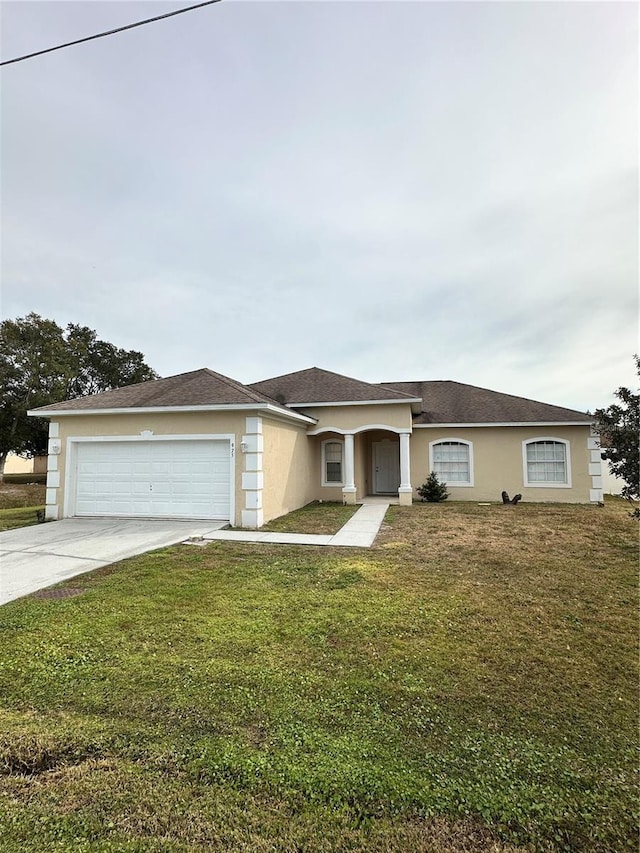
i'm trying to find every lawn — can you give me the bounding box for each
[0,498,637,852]
[0,482,46,531]
[259,501,358,534]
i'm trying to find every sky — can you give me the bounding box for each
[1,0,637,412]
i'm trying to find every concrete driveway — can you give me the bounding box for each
[0,518,227,606]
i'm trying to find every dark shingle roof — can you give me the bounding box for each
[30,368,290,413]
[379,380,591,424]
[249,367,418,405]
[30,365,590,427]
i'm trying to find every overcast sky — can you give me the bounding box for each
[1,0,637,411]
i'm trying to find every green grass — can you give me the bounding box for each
[0,505,45,531]
[260,501,359,534]
[0,498,636,852]
[0,482,46,510]
[0,483,46,530]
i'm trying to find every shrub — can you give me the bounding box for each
[417,471,449,502]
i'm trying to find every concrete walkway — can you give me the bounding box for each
[189,503,390,549]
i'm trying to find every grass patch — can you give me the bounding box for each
[0,505,45,532]
[0,498,636,851]
[259,501,359,534]
[0,482,47,510]
[0,482,47,529]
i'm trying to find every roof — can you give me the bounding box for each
[29,366,591,426]
[29,368,295,415]
[379,380,591,424]
[249,367,419,405]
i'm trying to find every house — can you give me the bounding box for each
[28,366,602,526]
[3,453,48,476]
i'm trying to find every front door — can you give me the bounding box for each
[372,440,400,494]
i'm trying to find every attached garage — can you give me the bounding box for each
[70,438,232,521]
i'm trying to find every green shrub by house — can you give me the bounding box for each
[417,471,450,502]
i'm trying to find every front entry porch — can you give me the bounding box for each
[341,429,412,506]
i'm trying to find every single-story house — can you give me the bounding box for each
[28,366,603,526]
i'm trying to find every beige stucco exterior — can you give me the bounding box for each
[46,410,257,526]
[299,403,413,504]
[261,417,315,524]
[39,401,597,530]
[4,453,33,474]
[3,453,47,475]
[295,420,596,506]
[302,402,413,433]
[408,424,594,503]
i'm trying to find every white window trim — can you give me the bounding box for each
[522,437,572,488]
[321,438,344,487]
[428,438,474,487]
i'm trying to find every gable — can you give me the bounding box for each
[249,367,419,405]
[29,368,297,418]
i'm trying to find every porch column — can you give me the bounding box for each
[342,433,357,504]
[398,431,413,506]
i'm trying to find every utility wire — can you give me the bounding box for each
[0,0,223,67]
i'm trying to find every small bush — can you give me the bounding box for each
[417,471,449,502]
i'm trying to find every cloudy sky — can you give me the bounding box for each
[1,0,637,411]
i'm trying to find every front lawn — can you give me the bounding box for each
[0,499,636,851]
[260,500,359,534]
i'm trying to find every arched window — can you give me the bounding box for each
[429,439,473,486]
[322,440,344,486]
[523,438,571,487]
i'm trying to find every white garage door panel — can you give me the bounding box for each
[75,441,231,520]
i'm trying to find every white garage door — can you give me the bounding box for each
[74,440,231,520]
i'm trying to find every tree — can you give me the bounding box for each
[417,471,450,502]
[0,313,159,480]
[594,355,639,518]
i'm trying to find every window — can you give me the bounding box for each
[322,440,343,485]
[523,439,570,487]
[429,440,473,486]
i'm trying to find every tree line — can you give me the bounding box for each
[0,313,158,480]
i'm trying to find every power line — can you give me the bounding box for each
[0,0,223,67]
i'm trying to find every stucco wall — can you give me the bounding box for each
[261,417,315,523]
[3,453,33,474]
[48,411,251,525]
[43,409,596,527]
[302,402,413,433]
[409,425,594,503]
[302,403,412,503]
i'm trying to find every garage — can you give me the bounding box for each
[73,439,231,521]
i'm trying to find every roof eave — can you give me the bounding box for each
[413,420,594,428]
[288,397,422,408]
[27,403,317,425]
